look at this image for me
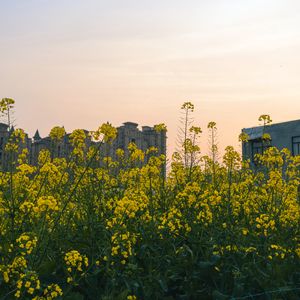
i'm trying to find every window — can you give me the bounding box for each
[252,141,263,155]
[251,139,271,160]
[292,136,300,156]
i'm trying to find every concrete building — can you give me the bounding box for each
[0,123,31,169]
[242,119,300,162]
[0,122,166,169]
[29,129,92,165]
[112,122,166,157]
[0,123,9,166]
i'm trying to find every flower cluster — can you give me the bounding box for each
[0,101,299,299]
[64,250,89,283]
[15,271,40,298]
[33,284,63,300]
[16,233,38,255]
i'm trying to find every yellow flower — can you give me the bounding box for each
[14,290,21,298]
[50,126,66,142]
[239,132,249,142]
[154,123,167,132]
[207,121,217,129]
[17,280,23,289]
[242,229,248,235]
[3,272,9,283]
[92,122,117,143]
[181,101,194,111]
[65,250,88,273]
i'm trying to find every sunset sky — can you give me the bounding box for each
[1,0,300,157]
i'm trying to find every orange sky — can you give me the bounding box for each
[1,0,300,158]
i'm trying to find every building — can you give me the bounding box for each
[0,123,9,166]
[242,119,300,162]
[0,123,31,169]
[0,122,167,169]
[111,122,166,158]
[29,129,92,165]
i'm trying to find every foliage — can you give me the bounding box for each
[0,98,15,127]
[0,103,299,300]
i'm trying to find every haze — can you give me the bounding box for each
[1,0,300,157]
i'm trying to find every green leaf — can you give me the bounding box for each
[158,279,168,293]
[212,290,229,300]
[64,292,84,300]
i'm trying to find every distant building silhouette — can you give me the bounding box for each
[0,122,166,169]
[0,123,9,165]
[0,123,32,169]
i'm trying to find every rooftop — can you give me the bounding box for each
[243,118,300,141]
[0,123,9,129]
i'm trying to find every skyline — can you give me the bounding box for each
[1,0,300,156]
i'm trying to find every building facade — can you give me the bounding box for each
[0,123,9,166]
[242,119,300,162]
[0,123,32,169]
[0,122,167,168]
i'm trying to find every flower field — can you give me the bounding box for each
[0,104,299,299]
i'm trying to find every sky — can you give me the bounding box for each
[1,0,300,157]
